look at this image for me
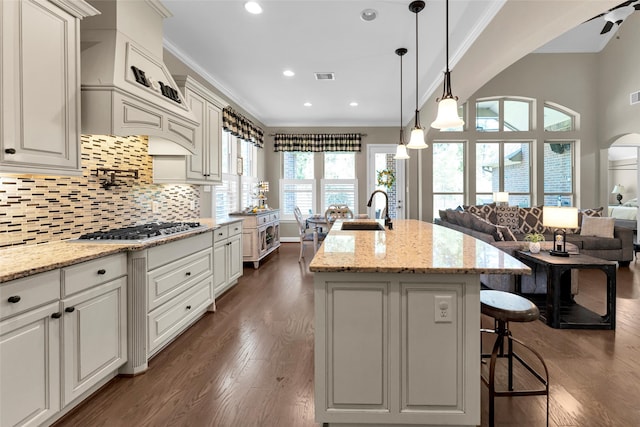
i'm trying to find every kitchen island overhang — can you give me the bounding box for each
[310,219,530,426]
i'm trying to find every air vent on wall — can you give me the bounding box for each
[631,90,640,105]
[314,72,335,80]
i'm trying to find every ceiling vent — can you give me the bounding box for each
[314,72,335,81]
[631,90,640,105]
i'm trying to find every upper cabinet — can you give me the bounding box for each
[153,76,226,185]
[0,0,99,175]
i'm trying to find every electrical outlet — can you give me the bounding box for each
[152,201,160,213]
[434,295,453,323]
[190,200,196,210]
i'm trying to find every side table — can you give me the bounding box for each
[514,251,617,330]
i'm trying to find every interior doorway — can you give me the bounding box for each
[366,145,406,220]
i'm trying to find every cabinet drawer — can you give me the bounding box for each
[213,226,229,242]
[147,248,213,311]
[62,254,127,297]
[147,277,213,354]
[228,222,242,237]
[270,212,279,222]
[1,270,60,320]
[148,232,212,270]
[258,214,270,225]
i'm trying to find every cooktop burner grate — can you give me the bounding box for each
[76,222,203,242]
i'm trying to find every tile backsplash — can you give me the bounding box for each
[0,135,200,248]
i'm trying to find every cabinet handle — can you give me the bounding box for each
[218,232,223,236]
[51,312,62,319]
[65,307,75,313]
[186,305,192,310]
[234,227,239,231]
[4,148,16,154]
[97,269,106,275]
[185,271,191,276]
[7,296,21,303]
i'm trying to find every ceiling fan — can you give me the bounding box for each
[592,0,640,34]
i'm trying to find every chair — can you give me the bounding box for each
[294,207,324,262]
[480,290,549,427]
[324,204,354,226]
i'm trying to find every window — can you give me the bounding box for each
[216,132,258,217]
[321,153,357,212]
[503,100,530,131]
[543,141,574,206]
[476,99,499,131]
[476,141,531,206]
[544,104,574,131]
[432,142,465,217]
[280,152,315,219]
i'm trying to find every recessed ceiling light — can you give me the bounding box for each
[360,9,377,22]
[283,70,295,77]
[244,1,262,14]
[304,102,312,107]
[350,102,359,107]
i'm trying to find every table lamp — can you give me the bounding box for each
[542,206,578,257]
[492,192,509,206]
[611,184,624,205]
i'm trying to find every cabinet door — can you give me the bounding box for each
[62,277,126,406]
[227,234,243,283]
[0,0,80,173]
[204,102,222,182]
[184,87,206,181]
[213,240,228,297]
[0,302,61,427]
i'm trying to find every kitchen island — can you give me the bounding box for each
[309,219,530,427]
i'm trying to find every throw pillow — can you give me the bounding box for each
[439,209,448,221]
[495,206,520,232]
[463,202,497,224]
[573,207,604,233]
[496,224,517,241]
[519,206,546,234]
[469,214,503,241]
[580,216,615,238]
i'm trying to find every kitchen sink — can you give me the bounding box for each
[340,222,385,231]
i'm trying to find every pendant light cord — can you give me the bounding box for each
[445,0,450,73]
[414,6,421,128]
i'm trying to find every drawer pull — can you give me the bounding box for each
[65,307,75,313]
[97,269,106,275]
[234,227,239,231]
[185,271,191,276]
[51,312,62,319]
[7,296,21,303]
[4,148,16,154]
[186,305,192,310]
[218,232,223,236]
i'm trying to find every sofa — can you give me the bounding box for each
[434,204,634,294]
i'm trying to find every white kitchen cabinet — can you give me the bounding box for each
[0,0,98,175]
[1,271,61,427]
[231,210,280,269]
[124,232,214,374]
[153,76,225,184]
[213,221,243,299]
[61,255,127,406]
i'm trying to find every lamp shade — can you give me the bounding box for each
[407,127,427,149]
[492,192,509,203]
[394,144,410,159]
[431,98,464,129]
[542,206,578,229]
[611,184,624,194]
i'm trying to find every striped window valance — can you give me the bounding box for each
[273,133,362,152]
[222,106,264,148]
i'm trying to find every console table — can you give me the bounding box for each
[514,251,617,330]
[230,209,280,268]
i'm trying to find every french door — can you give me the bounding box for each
[366,145,406,220]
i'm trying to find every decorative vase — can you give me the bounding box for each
[529,241,541,254]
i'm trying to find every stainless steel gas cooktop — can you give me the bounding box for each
[74,222,205,243]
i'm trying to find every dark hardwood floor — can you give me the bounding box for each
[55,243,640,427]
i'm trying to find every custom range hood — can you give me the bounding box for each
[81,0,198,153]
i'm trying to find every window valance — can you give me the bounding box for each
[222,106,264,148]
[273,133,362,152]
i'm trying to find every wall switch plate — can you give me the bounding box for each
[434,295,453,323]
[152,201,160,213]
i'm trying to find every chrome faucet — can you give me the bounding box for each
[366,190,392,230]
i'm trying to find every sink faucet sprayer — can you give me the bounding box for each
[366,190,392,230]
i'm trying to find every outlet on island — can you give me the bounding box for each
[434,295,453,323]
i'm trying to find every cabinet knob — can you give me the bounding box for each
[65,307,75,313]
[186,305,192,310]
[218,232,223,236]
[185,271,191,276]
[7,296,21,303]
[234,227,239,231]
[51,312,62,319]
[97,269,106,275]
[4,148,16,154]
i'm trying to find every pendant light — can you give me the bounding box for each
[431,0,464,129]
[394,48,410,160]
[406,0,428,149]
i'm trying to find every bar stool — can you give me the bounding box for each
[480,290,549,427]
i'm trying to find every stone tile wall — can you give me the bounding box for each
[0,135,200,248]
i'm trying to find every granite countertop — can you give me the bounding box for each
[0,218,241,283]
[309,219,532,275]
[229,208,279,216]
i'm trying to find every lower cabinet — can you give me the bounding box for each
[0,254,127,427]
[213,221,243,299]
